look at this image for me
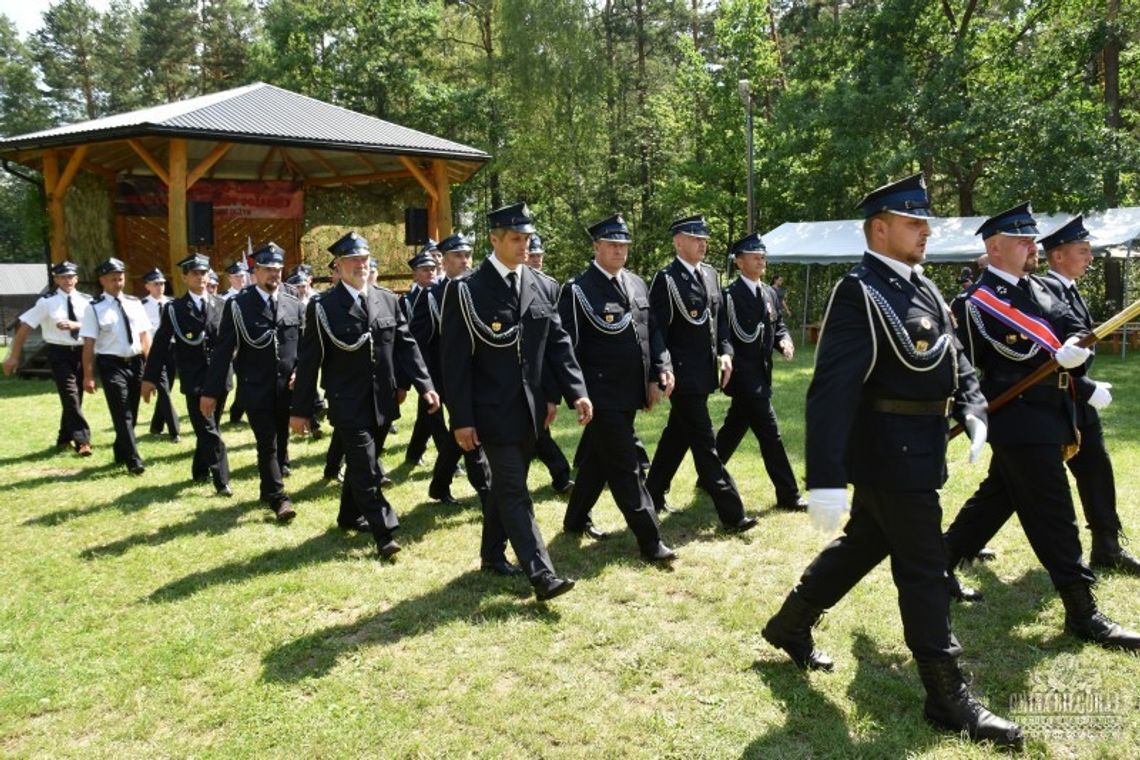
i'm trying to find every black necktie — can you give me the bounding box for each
[66,294,79,339]
[506,271,520,313]
[611,275,628,304]
[114,297,133,346]
[358,293,370,321]
[269,294,278,322]
[1016,277,1030,292]
[200,296,208,321]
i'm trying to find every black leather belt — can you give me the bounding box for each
[988,371,1071,390]
[870,397,953,416]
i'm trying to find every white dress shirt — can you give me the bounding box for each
[80,293,152,357]
[19,289,90,347]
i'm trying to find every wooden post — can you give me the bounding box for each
[42,150,66,263]
[427,194,439,242]
[168,138,188,295]
[433,160,453,239]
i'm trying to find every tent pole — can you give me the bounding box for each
[801,264,811,346]
[1124,240,1133,360]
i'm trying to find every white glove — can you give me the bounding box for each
[963,413,987,463]
[1088,381,1113,411]
[807,488,849,534]
[1054,335,1091,370]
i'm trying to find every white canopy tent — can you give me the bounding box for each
[761,207,1140,351]
[762,207,1140,264]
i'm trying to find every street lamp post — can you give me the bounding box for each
[738,79,755,235]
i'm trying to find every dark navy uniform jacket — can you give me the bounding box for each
[557,263,671,412]
[718,277,790,399]
[953,268,1089,447]
[807,253,985,492]
[439,259,587,445]
[203,287,304,410]
[144,292,229,396]
[648,259,731,395]
[292,282,433,430]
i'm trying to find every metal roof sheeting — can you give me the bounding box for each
[0,83,489,161]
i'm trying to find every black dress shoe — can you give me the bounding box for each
[726,516,758,533]
[127,464,146,476]
[337,516,370,532]
[216,484,233,497]
[642,542,677,563]
[281,465,292,477]
[481,560,524,576]
[552,479,575,495]
[170,435,181,444]
[323,468,344,483]
[429,487,459,505]
[405,456,426,467]
[379,475,394,488]
[193,473,209,484]
[274,500,296,522]
[534,576,576,602]
[947,572,984,603]
[655,500,675,514]
[974,547,997,562]
[776,495,809,511]
[376,538,402,559]
[310,427,324,440]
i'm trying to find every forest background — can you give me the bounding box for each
[0,0,1136,318]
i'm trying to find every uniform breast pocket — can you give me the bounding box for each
[375,316,396,342]
[97,307,118,332]
[633,296,649,312]
[528,303,551,319]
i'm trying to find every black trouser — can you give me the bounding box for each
[430,423,491,496]
[715,394,800,503]
[481,438,558,584]
[247,405,290,506]
[1067,412,1120,534]
[336,424,399,540]
[564,409,662,554]
[796,486,962,662]
[326,423,389,481]
[47,344,89,447]
[534,424,572,487]
[186,393,229,489]
[944,443,1096,590]
[148,351,180,437]
[645,392,746,525]
[405,397,436,463]
[95,354,144,470]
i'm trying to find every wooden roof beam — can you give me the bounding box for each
[279,148,308,179]
[398,155,439,201]
[304,169,413,187]
[127,138,170,185]
[187,141,234,189]
[53,145,89,195]
[307,149,342,178]
[258,146,277,180]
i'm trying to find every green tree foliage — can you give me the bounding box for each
[0,0,1135,277]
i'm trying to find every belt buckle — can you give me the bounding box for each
[1057,371,1070,390]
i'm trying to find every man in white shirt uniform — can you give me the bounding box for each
[141,268,180,442]
[80,258,152,475]
[3,261,93,455]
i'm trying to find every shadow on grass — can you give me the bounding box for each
[259,570,558,683]
[80,499,264,558]
[144,492,482,603]
[24,459,262,526]
[744,632,940,757]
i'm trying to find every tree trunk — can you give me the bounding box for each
[1103,0,1121,205]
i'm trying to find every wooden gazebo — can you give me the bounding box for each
[0,82,489,291]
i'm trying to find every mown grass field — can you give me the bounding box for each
[1,346,1138,758]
